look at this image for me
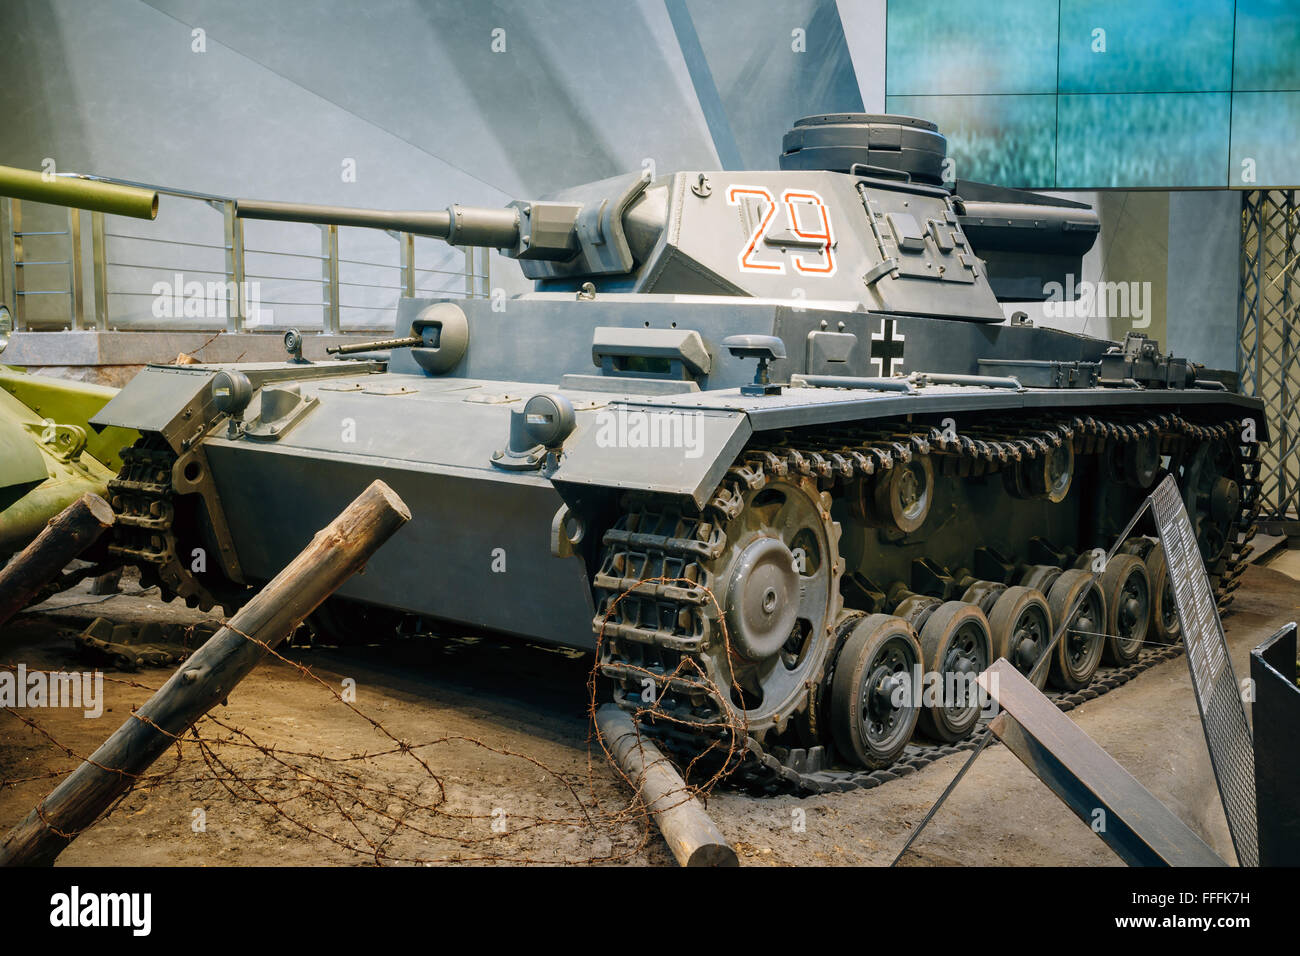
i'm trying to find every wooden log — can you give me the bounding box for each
[0,493,114,627]
[0,480,410,866]
[596,704,738,867]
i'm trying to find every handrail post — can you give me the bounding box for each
[222,199,245,333]
[400,231,415,298]
[67,207,85,330]
[321,222,340,333]
[0,197,15,319]
[90,211,107,330]
[9,199,24,330]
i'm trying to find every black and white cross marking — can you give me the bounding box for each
[870,318,906,377]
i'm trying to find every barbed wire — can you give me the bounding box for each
[0,573,746,865]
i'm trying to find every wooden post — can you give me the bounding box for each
[596,704,738,867]
[0,480,410,866]
[0,493,114,627]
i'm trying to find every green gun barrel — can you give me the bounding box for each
[0,164,158,220]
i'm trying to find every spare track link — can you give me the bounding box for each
[593,409,1260,795]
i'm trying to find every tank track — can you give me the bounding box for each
[594,409,1259,795]
[1212,436,1263,614]
[105,435,242,615]
[711,642,1189,795]
[102,412,1260,798]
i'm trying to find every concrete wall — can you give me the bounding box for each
[677,0,864,170]
[0,0,725,328]
[1000,189,1240,372]
[836,0,887,111]
[1004,191,1169,347]
[1167,190,1242,371]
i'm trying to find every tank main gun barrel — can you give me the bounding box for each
[234,198,523,248]
[0,164,158,220]
[235,191,602,269]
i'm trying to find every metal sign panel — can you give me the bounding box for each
[981,660,1226,867]
[1252,623,1300,864]
[1150,474,1258,866]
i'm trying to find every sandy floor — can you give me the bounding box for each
[1264,546,1300,582]
[1,562,1296,867]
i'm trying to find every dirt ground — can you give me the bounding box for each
[1,562,1296,867]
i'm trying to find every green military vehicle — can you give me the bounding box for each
[0,167,151,559]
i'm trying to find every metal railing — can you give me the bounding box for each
[0,174,489,334]
[1239,188,1300,532]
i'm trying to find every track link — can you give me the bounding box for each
[106,436,242,615]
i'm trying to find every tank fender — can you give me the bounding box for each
[89,365,220,452]
[90,361,385,453]
[550,402,751,509]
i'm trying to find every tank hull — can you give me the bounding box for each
[203,440,596,648]
[90,296,1263,642]
[90,302,1263,791]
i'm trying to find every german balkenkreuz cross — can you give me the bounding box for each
[870,317,906,377]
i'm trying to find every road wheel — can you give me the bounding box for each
[988,586,1052,689]
[916,601,991,743]
[1099,553,1150,665]
[1046,569,1106,690]
[1144,543,1180,644]
[830,614,921,769]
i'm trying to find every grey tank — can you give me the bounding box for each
[93,115,1266,790]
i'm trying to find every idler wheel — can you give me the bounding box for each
[830,614,922,769]
[916,601,992,743]
[724,536,800,661]
[1144,543,1180,644]
[1180,441,1237,565]
[1193,513,1228,565]
[1099,553,1150,665]
[1046,569,1106,690]
[1027,441,1075,502]
[987,586,1052,689]
[871,456,933,533]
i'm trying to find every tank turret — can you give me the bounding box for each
[235,114,1099,322]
